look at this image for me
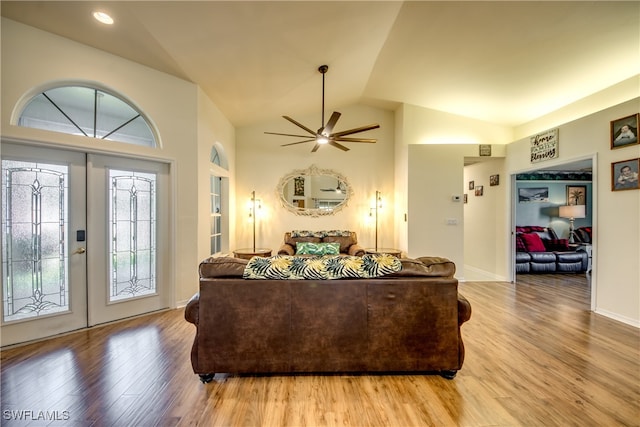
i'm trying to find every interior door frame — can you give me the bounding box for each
[509,153,597,311]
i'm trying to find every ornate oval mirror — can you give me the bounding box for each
[276,164,353,217]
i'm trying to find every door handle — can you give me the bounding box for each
[74,247,86,255]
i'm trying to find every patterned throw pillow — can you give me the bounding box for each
[324,230,352,237]
[291,230,325,238]
[296,242,340,256]
[243,254,402,280]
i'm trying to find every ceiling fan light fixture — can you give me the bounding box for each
[316,135,329,144]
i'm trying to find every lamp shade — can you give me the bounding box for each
[559,205,585,219]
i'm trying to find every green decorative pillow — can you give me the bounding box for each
[296,242,340,255]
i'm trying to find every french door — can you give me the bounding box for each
[1,143,170,346]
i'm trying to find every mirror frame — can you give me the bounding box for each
[276,164,353,217]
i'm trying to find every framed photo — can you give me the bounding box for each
[610,113,639,149]
[518,187,549,202]
[490,174,499,186]
[475,185,483,196]
[463,193,468,203]
[468,181,474,190]
[566,185,586,205]
[611,158,640,191]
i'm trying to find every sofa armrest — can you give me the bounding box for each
[347,244,365,257]
[184,293,199,325]
[458,294,472,326]
[278,243,295,256]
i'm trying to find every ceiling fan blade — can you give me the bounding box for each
[333,137,377,143]
[331,123,380,138]
[283,116,316,135]
[281,139,315,147]
[329,141,350,151]
[321,111,341,135]
[311,143,321,152]
[265,131,314,138]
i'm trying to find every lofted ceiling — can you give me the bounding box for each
[1,1,639,128]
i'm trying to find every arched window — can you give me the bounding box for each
[210,146,221,166]
[18,85,157,147]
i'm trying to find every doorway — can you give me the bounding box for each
[1,143,170,346]
[511,156,595,309]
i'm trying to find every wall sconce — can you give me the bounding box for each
[369,191,383,251]
[559,204,585,244]
[248,190,262,251]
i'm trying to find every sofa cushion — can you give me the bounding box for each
[529,252,557,262]
[285,233,321,246]
[243,254,401,280]
[515,233,527,252]
[199,256,248,278]
[386,257,455,278]
[296,242,340,256]
[521,233,546,252]
[542,238,569,251]
[291,230,326,238]
[574,227,592,244]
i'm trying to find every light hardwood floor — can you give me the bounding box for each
[1,274,639,426]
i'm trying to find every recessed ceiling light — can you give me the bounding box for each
[93,11,114,25]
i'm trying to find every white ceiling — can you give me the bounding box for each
[2,1,639,128]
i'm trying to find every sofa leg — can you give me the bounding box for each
[440,370,457,380]
[199,373,215,383]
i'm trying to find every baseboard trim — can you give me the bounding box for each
[594,308,640,328]
[463,265,507,282]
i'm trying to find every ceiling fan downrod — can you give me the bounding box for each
[319,65,328,130]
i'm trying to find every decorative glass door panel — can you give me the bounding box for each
[109,170,157,302]
[87,154,169,326]
[2,161,69,321]
[1,144,87,347]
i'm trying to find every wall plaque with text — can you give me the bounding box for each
[530,128,559,163]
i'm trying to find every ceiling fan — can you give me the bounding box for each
[264,65,380,152]
[320,179,346,193]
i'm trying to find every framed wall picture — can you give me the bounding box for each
[566,185,586,205]
[294,176,305,196]
[490,174,499,186]
[464,193,468,203]
[610,113,639,149]
[518,187,549,202]
[468,181,474,190]
[611,158,640,191]
[475,185,483,196]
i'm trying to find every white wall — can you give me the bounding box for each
[235,105,396,251]
[398,103,513,277]
[464,158,508,281]
[1,18,235,306]
[507,97,640,326]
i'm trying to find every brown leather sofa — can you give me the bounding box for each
[184,255,472,382]
[278,230,365,256]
